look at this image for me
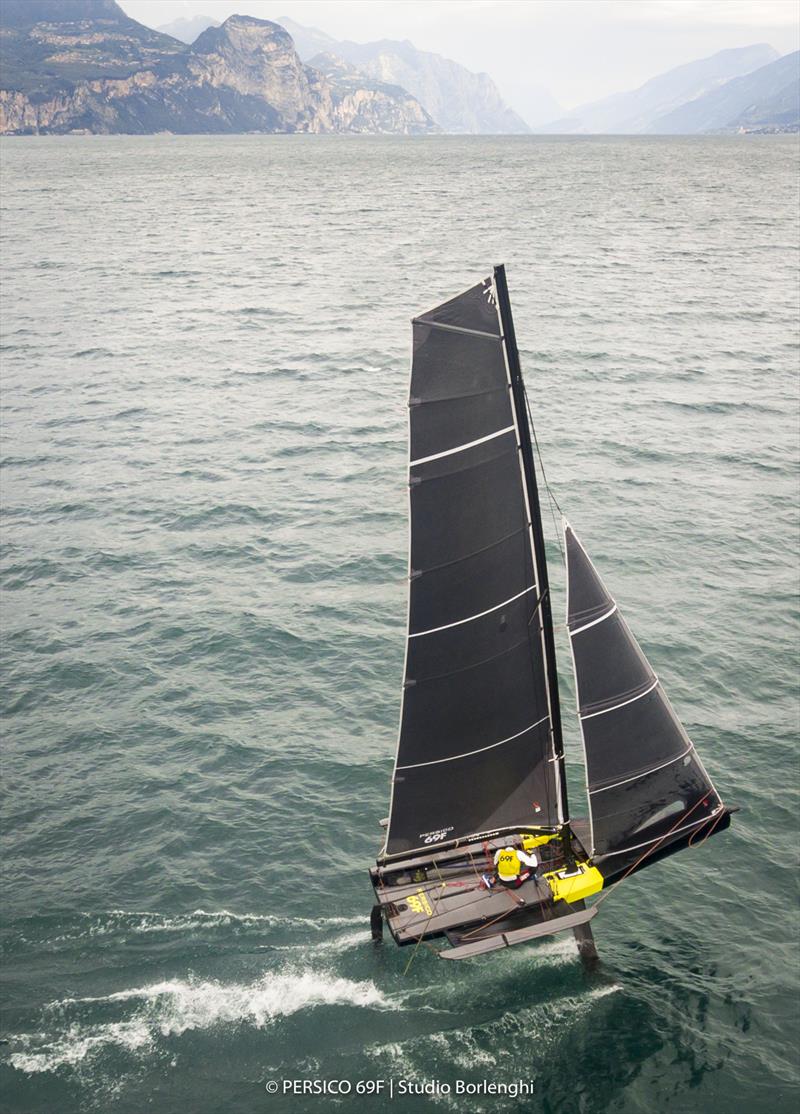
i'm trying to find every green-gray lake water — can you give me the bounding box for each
[1,134,798,1113]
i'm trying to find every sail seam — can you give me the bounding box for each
[411,523,530,577]
[406,634,533,685]
[396,714,550,770]
[409,585,535,639]
[409,425,514,467]
[413,318,501,341]
[588,745,693,794]
[580,677,659,720]
[411,385,509,407]
[597,808,723,857]
[569,603,618,636]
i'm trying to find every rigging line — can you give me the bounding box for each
[523,586,556,831]
[402,900,440,975]
[592,792,715,909]
[522,584,556,824]
[467,848,483,886]
[398,886,448,931]
[522,380,564,562]
[458,886,527,941]
[688,803,726,847]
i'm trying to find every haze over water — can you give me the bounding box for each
[1,134,798,1113]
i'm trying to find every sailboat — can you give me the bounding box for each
[368,265,732,961]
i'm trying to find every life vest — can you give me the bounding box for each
[495,847,523,881]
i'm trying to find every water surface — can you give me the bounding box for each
[1,134,798,1113]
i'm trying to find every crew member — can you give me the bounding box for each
[492,844,540,888]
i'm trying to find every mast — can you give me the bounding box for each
[493,264,573,859]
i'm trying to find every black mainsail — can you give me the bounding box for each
[564,522,724,874]
[383,270,565,858]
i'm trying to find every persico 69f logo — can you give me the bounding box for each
[420,826,453,844]
[406,890,433,916]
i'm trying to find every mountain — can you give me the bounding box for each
[277,15,338,63]
[0,0,184,96]
[277,15,536,134]
[732,74,800,133]
[651,50,800,134]
[308,53,437,134]
[0,3,438,135]
[156,15,220,44]
[538,44,779,134]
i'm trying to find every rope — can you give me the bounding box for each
[401,887,442,975]
[458,886,525,942]
[592,793,719,909]
[520,377,563,834]
[402,855,484,973]
[401,917,440,974]
[688,803,726,847]
[523,381,564,562]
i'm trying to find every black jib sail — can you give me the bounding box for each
[564,522,723,871]
[382,274,564,858]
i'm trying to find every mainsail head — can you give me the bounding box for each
[564,521,723,870]
[382,275,564,859]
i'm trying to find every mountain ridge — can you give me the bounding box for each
[537,44,779,134]
[277,14,539,134]
[650,50,800,134]
[156,14,220,45]
[0,3,438,135]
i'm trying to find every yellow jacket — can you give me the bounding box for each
[494,846,538,881]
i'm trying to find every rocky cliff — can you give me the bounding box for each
[0,2,438,135]
[309,53,436,134]
[279,16,533,134]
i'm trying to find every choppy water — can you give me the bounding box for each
[1,134,798,1113]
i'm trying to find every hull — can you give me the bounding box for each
[369,810,733,958]
[370,827,593,958]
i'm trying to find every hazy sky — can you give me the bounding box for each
[122,0,800,117]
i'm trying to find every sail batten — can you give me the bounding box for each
[580,676,660,720]
[570,603,617,636]
[409,424,515,467]
[383,274,562,859]
[411,319,503,341]
[565,521,722,865]
[396,714,550,771]
[409,585,536,639]
[588,744,693,794]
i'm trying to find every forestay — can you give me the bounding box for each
[382,278,563,858]
[564,522,722,864]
